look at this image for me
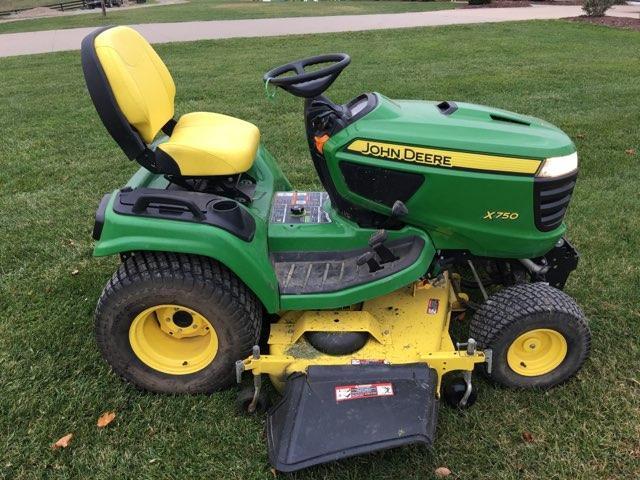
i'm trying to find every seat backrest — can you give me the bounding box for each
[81,26,176,159]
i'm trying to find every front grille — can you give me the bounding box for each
[533,172,577,232]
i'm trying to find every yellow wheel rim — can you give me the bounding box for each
[129,304,218,375]
[507,328,567,376]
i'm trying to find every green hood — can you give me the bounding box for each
[346,94,575,160]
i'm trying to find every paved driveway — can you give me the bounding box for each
[0,5,637,58]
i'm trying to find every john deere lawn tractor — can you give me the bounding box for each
[81,26,590,472]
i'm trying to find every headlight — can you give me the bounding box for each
[537,152,578,178]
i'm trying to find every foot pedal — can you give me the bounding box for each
[267,364,438,472]
[369,229,399,264]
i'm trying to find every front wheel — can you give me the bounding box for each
[470,282,590,388]
[95,252,262,394]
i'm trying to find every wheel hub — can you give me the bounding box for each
[172,310,194,328]
[129,304,218,375]
[507,328,567,377]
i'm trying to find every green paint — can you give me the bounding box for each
[94,146,288,313]
[324,94,575,258]
[94,67,577,310]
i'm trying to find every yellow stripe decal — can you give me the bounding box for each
[346,139,541,175]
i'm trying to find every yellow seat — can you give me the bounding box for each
[84,26,259,177]
[158,112,260,177]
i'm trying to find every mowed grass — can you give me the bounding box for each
[0,0,460,34]
[0,0,56,10]
[1,20,639,479]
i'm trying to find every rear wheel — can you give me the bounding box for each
[470,282,590,388]
[95,252,262,394]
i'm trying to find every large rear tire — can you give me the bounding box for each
[470,282,590,389]
[95,252,262,394]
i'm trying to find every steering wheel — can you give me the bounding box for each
[263,53,351,98]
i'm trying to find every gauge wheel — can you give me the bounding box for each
[470,282,590,388]
[235,383,270,415]
[95,252,262,394]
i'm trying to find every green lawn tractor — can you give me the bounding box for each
[81,26,591,472]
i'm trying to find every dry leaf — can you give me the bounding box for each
[625,148,636,156]
[434,466,451,477]
[522,431,535,443]
[576,133,585,139]
[71,269,79,276]
[97,411,116,428]
[270,467,277,477]
[52,433,73,449]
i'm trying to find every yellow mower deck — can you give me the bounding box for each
[241,273,488,393]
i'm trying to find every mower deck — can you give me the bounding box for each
[241,273,488,392]
[238,273,487,470]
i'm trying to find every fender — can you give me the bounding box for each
[94,194,281,313]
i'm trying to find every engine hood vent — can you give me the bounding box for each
[490,113,530,126]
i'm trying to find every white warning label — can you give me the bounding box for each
[335,383,394,402]
[350,359,388,365]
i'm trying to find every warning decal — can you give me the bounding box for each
[335,383,394,402]
[350,359,389,366]
[427,298,439,315]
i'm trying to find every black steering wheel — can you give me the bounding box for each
[263,53,351,98]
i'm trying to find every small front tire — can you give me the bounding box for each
[470,282,590,389]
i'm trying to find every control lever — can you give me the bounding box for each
[391,200,409,218]
[357,251,383,273]
[368,229,399,264]
[382,200,409,229]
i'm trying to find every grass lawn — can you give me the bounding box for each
[0,0,460,34]
[1,0,55,10]
[1,20,639,480]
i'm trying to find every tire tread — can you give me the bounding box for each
[95,251,261,394]
[469,282,590,388]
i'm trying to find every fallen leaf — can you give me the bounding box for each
[149,458,159,464]
[97,411,116,428]
[625,148,636,156]
[71,269,79,276]
[270,467,277,477]
[434,466,451,477]
[576,133,585,139]
[52,433,73,449]
[522,431,535,443]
